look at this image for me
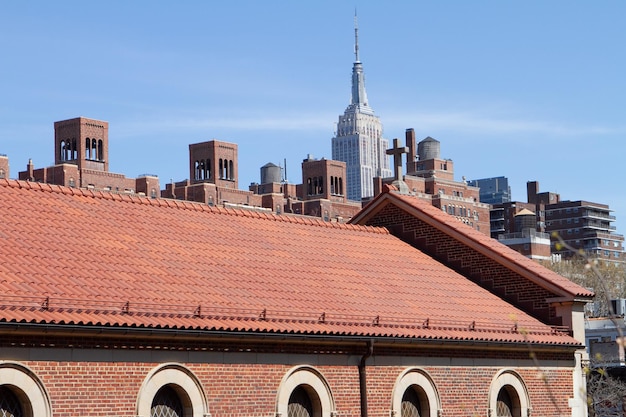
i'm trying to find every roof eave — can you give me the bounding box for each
[0,321,583,352]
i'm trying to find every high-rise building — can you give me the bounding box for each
[526,181,625,262]
[488,181,624,263]
[467,176,511,205]
[331,16,391,201]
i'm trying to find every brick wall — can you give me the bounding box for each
[80,168,136,191]
[1,332,579,416]
[12,358,574,417]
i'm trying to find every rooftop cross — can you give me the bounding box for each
[386,138,408,182]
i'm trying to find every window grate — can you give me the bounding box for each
[151,385,183,417]
[0,386,23,417]
[401,387,421,417]
[496,388,513,416]
[288,386,313,417]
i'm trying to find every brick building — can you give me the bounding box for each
[162,140,264,208]
[487,181,624,263]
[3,116,357,223]
[17,117,160,197]
[373,129,491,235]
[256,155,362,221]
[494,208,552,261]
[543,199,625,263]
[166,140,362,222]
[0,177,593,416]
[528,182,625,263]
[249,155,361,219]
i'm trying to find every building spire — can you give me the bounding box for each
[351,10,369,108]
[354,9,360,63]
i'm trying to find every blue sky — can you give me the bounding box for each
[1,1,625,233]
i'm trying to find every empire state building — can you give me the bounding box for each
[332,17,391,201]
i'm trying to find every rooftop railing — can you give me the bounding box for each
[498,229,550,241]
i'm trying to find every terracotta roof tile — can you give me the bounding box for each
[353,190,593,299]
[0,180,580,347]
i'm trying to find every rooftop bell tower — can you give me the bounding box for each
[54,117,109,172]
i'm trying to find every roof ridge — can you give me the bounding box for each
[0,178,388,234]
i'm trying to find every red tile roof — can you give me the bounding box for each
[0,179,581,346]
[352,188,594,300]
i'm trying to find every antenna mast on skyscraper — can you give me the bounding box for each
[354,9,360,62]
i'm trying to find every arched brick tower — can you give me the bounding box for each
[54,117,109,174]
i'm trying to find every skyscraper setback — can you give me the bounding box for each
[332,16,391,201]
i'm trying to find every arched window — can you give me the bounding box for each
[276,366,336,417]
[91,139,98,161]
[400,385,428,417]
[338,178,343,195]
[318,177,323,194]
[307,178,312,195]
[229,160,234,180]
[151,385,184,417]
[288,385,316,417]
[206,159,211,179]
[72,138,77,160]
[98,140,103,161]
[0,362,52,417]
[136,363,208,417]
[219,159,224,179]
[0,385,24,417]
[488,370,530,417]
[60,140,66,161]
[85,138,91,159]
[0,169,5,179]
[496,386,516,416]
[391,368,440,417]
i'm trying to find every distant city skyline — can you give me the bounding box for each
[1,1,625,232]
